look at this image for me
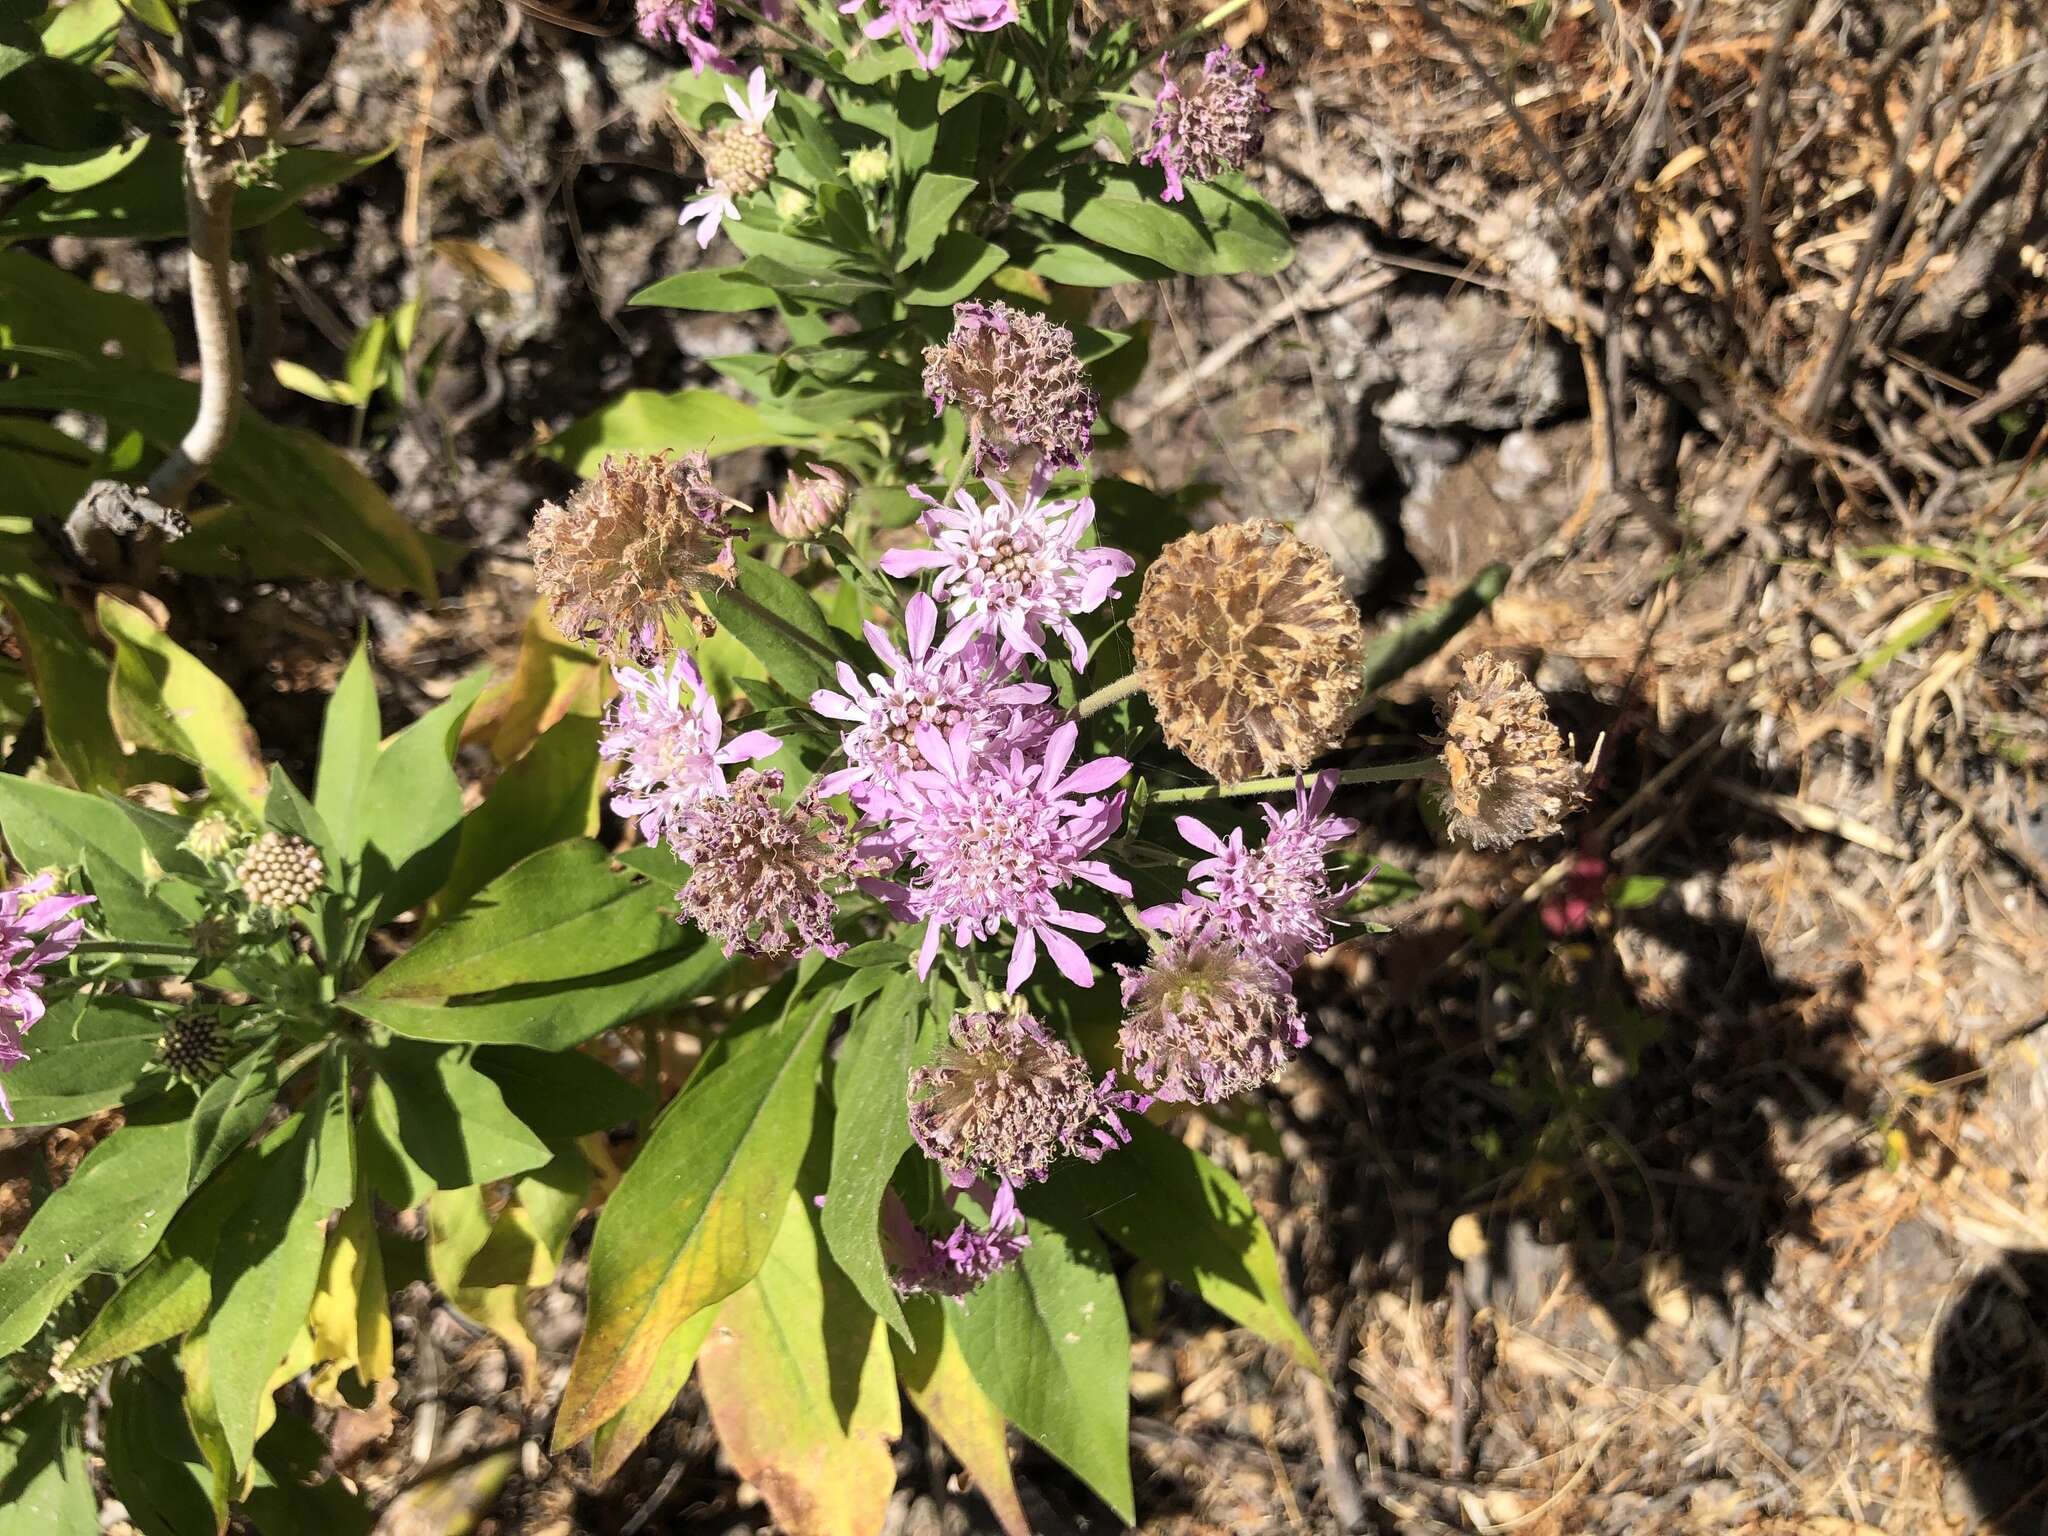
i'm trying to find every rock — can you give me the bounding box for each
[1373,292,1572,432]
[1296,488,1390,596]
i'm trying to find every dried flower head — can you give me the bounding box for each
[766,463,851,541]
[234,832,325,910]
[1140,46,1269,203]
[183,813,240,861]
[672,770,856,958]
[530,450,742,651]
[0,875,94,1122]
[884,1179,1029,1299]
[1132,520,1367,784]
[1117,916,1306,1103]
[922,301,1098,477]
[907,1003,1132,1184]
[1438,654,1587,849]
[158,1011,229,1087]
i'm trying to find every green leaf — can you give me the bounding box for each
[0,143,386,240]
[106,1364,220,1536]
[186,1050,283,1193]
[309,1052,357,1211]
[474,1045,652,1142]
[628,266,779,313]
[952,1186,1134,1520]
[0,246,174,369]
[374,1041,553,1188]
[1360,561,1509,696]
[0,1106,193,1356]
[902,231,1007,306]
[0,542,129,792]
[359,1074,430,1210]
[894,1299,1030,1536]
[695,1192,900,1536]
[700,555,847,701]
[0,135,150,191]
[554,980,836,1446]
[823,973,935,1344]
[425,713,601,923]
[1022,237,1172,287]
[0,1399,98,1534]
[1012,166,1292,278]
[899,172,976,265]
[0,771,194,884]
[0,358,437,594]
[537,389,811,477]
[1057,1118,1318,1370]
[206,1116,329,1475]
[314,640,379,854]
[353,669,490,920]
[245,1414,374,1536]
[98,594,269,821]
[0,993,162,1126]
[587,1306,718,1484]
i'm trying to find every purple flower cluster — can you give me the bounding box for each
[1140,45,1269,203]
[839,0,1017,71]
[0,876,93,1121]
[602,650,780,850]
[884,1179,1029,1298]
[636,0,732,73]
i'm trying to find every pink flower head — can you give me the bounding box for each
[1151,772,1358,971]
[1139,45,1269,203]
[877,481,1133,668]
[884,1178,1030,1298]
[864,720,1131,991]
[810,591,1051,815]
[838,0,1017,71]
[602,649,781,851]
[677,67,778,249]
[636,0,733,73]
[0,875,94,1122]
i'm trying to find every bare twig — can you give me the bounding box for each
[1407,0,1579,195]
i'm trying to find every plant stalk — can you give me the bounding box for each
[1076,671,1147,718]
[1151,757,1443,803]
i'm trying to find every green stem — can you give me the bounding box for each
[71,940,196,958]
[1152,0,1256,67]
[1151,757,1444,803]
[1076,671,1146,719]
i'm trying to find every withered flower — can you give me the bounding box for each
[672,769,855,958]
[765,463,850,541]
[530,451,742,651]
[1437,653,1588,849]
[921,301,1098,477]
[1131,519,1366,783]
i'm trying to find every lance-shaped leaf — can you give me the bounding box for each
[554,981,835,1447]
[97,595,268,821]
[0,993,164,1127]
[587,1307,719,1485]
[697,1191,900,1536]
[895,1297,1030,1536]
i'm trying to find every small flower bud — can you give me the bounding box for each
[183,813,241,861]
[847,145,890,185]
[158,1010,228,1086]
[234,832,325,910]
[773,185,812,220]
[765,464,850,541]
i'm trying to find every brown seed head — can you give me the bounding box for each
[672,770,855,958]
[234,832,324,910]
[530,451,742,651]
[1132,519,1367,783]
[1437,653,1587,849]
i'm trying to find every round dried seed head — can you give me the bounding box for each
[1132,519,1367,783]
[920,300,1098,477]
[1437,653,1588,849]
[907,1004,1112,1185]
[672,770,855,958]
[158,1011,229,1086]
[529,450,742,651]
[234,831,325,910]
[183,812,241,861]
[1116,923,1306,1104]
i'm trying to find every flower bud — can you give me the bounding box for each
[765,464,850,541]
[847,145,890,185]
[234,831,325,910]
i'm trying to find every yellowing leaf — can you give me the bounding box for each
[462,603,602,766]
[308,1197,394,1404]
[427,1187,541,1402]
[894,1299,1029,1536]
[432,239,536,295]
[697,1192,899,1536]
[97,594,268,819]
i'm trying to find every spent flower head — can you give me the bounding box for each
[907,1002,1134,1184]
[603,649,780,851]
[1140,46,1269,203]
[679,67,778,248]
[1438,653,1589,849]
[811,591,1050,815]
[158,1010,229,1087]
[636,0,732,73]
[879,481,1132,667]
[1133,518,1366,784]
[672,770,857,958]
[884,1179,1029,1299]
[840,0,1017,71]
[1116,912,1306,1103]
[0,874,93,1122]
[1156,772,1359,971]
[235,832,325,911]
[921,300,1098,477]
[530,451,742,652]
[867,720,1131,991]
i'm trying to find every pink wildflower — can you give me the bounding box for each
[602,650,781,851]
[839,0,1017,71]
[1140,46,1268,203]
[0,876,94,1121]
[883,1179,1029,1298]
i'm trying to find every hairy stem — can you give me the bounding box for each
[1151,757,1443,803]
[1076,671,1147,718]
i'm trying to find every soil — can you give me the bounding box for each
[10,1,2048,1533]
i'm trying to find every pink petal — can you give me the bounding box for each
[1004,927,1038,992]
[878,548,947,578]
[1039,925,1094,987]
[1174,815,1226,855]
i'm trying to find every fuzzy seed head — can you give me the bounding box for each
[1132,520,1367,783]
[766,463,851,541]
[183,813,241,861]
[1116,921,1306,1104]
[158,1011,228,1086]
[672,770,855,958]
[1140,46,1269,202]
[1438,653,1588,849]
[922,301,1098,476]
[704,121,775,199]
[530,451,742,652]
[234,832,324,910]
[907,1004,1128,1184]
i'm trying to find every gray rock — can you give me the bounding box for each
[1373,292,1571,432]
